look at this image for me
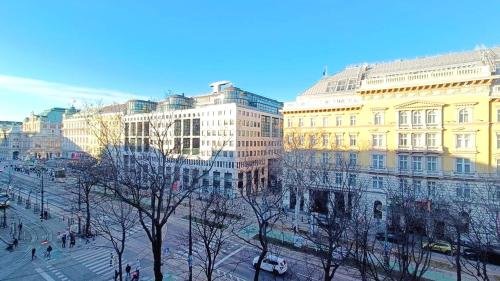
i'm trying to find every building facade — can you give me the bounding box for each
[21,108,69,160]
[0,121,23,160]
[123,81,283,196]
[283,47,500,220]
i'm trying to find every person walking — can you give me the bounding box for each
[125,264,131,279]
[18,222,22,239]
[114,269,119,281]
[70,234,75,248]
[46,245,53,259]
[31,247,36,260]
[61,235,66,248]
[12,238,18,249]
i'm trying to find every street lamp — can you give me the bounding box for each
[39,166,45,221]
[188,190,193,281]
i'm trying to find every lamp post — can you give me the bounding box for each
[188,192,193,281]
[39,166,45,221]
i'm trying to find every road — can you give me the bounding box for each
[0,167,496,281]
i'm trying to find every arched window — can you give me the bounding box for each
[426,110,436,124]
[458,108,469,123]
[373,201,383,219]
[412,111,422,125]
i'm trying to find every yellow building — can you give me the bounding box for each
[283,47,500,218]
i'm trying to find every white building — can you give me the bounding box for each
[0,121,23,161]
[123,81,283,196]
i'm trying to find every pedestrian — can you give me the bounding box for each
[46,245,53,259]
[13,238,18,248]
[18,222,22,239]
[31,247,36,260]
[61,234,66,248]
[125,264,131,278]
[114,269,119,281]
[70,234,75,248]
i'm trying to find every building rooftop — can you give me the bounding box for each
[299,46,500,97]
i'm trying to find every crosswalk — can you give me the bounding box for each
[173,240,242,262]
[71,248,128,278]
[45,264,70,281]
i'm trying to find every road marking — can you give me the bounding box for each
[214,245,245,267]
[35,268,56,281]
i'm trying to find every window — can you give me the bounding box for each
[374,112,383,125]
[399,133,408,147]
[349,153,357,166]
[349,134,357,147]
[427,181,436,198]
[322,117,328,127]
[299,135,304,145]
[321,152,329,165]
[310,135,316,146]
[398,155,409,171]
[350,115,356,126]
[335,173,343,185]
[426,133,437,147]
[426,156,438,172]
[456,158,471,174]
[497,159,500,175]
[287,119,292,128]
[412,156,423,172]
[335,153,343,165]
[298,118,304,127]
[398,111,408,125]
[322,134,329,146]
[458,108,470,123]
[426,110,436,124]
[336,116,342,126]
[372,154,385,169]
[372,134,384,148]
[372,176,383,189]
[335,134,343,147]
[497,134,500,149]
[373,201,383,219]
[336,79,346,91]
[347,79,357,90]
[399,178,409,190]
[497,109,500,122]
[412,111,422,125]
[456,134,472,149]
[411,133,424,147]
[310,117,316,127]
[348,174,356,186]
[413,180,422,195]
[456,183,471,198]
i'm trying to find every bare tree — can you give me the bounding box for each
[91,194,138,281]
[67,157,99,236]
[191,194,240,281]
[236,181,286,281]
[90,108,225,281]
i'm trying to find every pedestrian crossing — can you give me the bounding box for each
[174,240,242,262]
[45,264,70,281]
[70,248,131,278]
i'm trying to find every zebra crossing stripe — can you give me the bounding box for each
[73,251,109,263]
[71,250,108,260]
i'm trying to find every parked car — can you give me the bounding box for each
[463,245,500,265]
[376,231,402,244]
[0,194,10,207]
[252,255,287,275]
[422,240,456,255]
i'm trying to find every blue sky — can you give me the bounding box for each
[0,0,498,121]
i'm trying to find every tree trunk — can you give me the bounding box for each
[85,199,91,236]
[153,226,163,281]
[455,230,462,281]
[118,252,123,281]
[253,250,267,281]
[294,186,300,233]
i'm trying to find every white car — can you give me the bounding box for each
[252,255,287,275]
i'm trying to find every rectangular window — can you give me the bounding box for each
[350,115,356,126]
[398,155,408,171]
[336,116,342,126]
[372,176,383,189]
[349,134,357,147]
[456,183,471,198]
[335,153,343,166]
[497,134,500,149]
[497,109,500,122]
[310,135,316,146]
[336,79,346,91]
[335,134,343,147]
[322,134,329,146]
[399,133,408,147]
[372,154,385,169]
[412,156,423,172]
[298,118,304,127]
[427,181,436,198]
[497,159,500,175]
[399,111,408,125]
[456,134,471,149]
[349,153,357,166]
[411,133,423,147]
[335,173,343,185]
[372,134,384,148]
[322,117,328,127]
[348,174,356,186]
[321,152,329,165]
[287,118,293,128]
[456,158,471,174]
[426,133,437,147]
[426,156,438,172]
[182,119,191,136]
[310,117,315,127]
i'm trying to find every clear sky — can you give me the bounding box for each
[0,0,498,121]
